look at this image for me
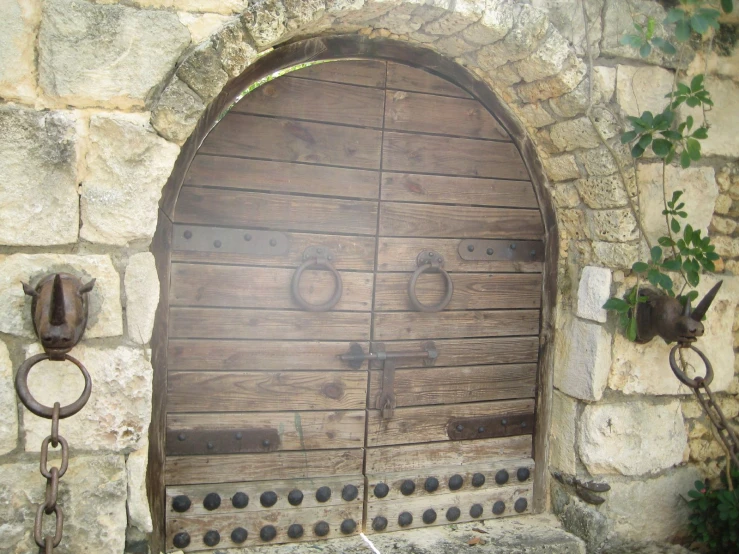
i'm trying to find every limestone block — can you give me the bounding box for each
[682,77,739,158]
[549,66,616,118]
[327,0,366,16]
[81,113,180,246]
[177,43,230,103]
[242,0,286,49]
[549,117,601,151]
[550,390,578,474]
[532,0,604,58]
[38,0,190,109]
[579,400,687,475]
[151,77,206,144]
[134,0,248,14]
[637,164,717,247]
[575,174,631,209]
[213,20,259,78]
[616,65,673,118]
[476,5,548,69]
[0,454,127,553]
[713,236,739,259]
[551,182,581,209]
[284,0,326,31]
[591,241,640,269]
[517,103,556,128]
[542,154,581,181]
[434,35,478,57]
[177,12,231,44]
[514,31,571,83]
[553,485,610,553]
[461,0,515,46]
[554,317,611,401]
[577,266,611,323]
[588,209,639,242]
[0,106,79,246]
[23,344,152,452]
[515,58,587,103]
[0,1,39,102]
[127,444,153,533]
[602,0,675,66]
[423,0,483,36]
[577,144,632,177]
[559,208,589,241]
[0,340,17,455]
[125,253,160,344]
[0,254,122,339]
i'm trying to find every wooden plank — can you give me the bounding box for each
[199,114,382,169]
[366,435,532,473]
[381,173,537,208]
[386,62,471,98]
[291,60,386,88]
[385,90,507,140]
[366,399,535,447]
[166,503,363,550]
[175,187,378,236]
[168,371,368,412]
[185,156,380,199]
[166,449,365,485]
[168,411,366,451]
[173,232,376,272]
[380,202,544,239]
[367,458,534,502]
[167,340,366,371]
[167,475,364,516]
[374,273,542,311]
[383,132,529,180]
[170,264,374,312]
[367,364,537,407]
[372,310,540,341]
[169,308,371,341]
[232,76,385,128]
[378,237,543,273]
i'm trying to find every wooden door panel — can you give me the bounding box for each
[386,62,470,98]
[292,60,387,88]
[171,263,373,312]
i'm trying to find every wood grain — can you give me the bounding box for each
[386,62,470,98]
[292,59,387,88]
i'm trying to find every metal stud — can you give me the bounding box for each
[207,442,214,450]
[314,521,330,537]
[448,474,463,491]
[398,512,413,527]
[467,244,475,252]
[288,489,304,506]
[316,486,332,503]
[510,243,517,250]
[203,492,221,511]
[471,473,486,488]
[517,467,531,482]
[372,516,388,531]
[478,426,485,433]
[173,532,190,548]
[231,492,249,509]
[400,479,416,496]
[492,501,506,515]
[244,233,252,241]
[514,498,528,513]
[288,524,304,539]
[487,247,494,255]
[213,240,222,248]
[262,439,270,447]
[177,433,186,441]
[260,491,278,507]
[424,477,439,493]
[495,469,509,485]
[203,530,220,547]
[183,230,192,239]
[340,519,357,534]
[530,249,536,258]
[374,483,389,498]
[446,506,461,522]
[456,424,464,432]
[270,238,278,247]
[172,495,191,513]
[470,504,483,518]
[235,432,242,440]
[422,509,437,524]
[342,484,359,501]
[231,527,248,543]
[260,525,277,542]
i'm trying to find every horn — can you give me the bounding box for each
[22,282,38,297]
[683,295,692,317]
[50,274,66,326]
[79,278,96,294]
[691,280,723,322]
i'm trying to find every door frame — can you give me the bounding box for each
[148,35,559,551]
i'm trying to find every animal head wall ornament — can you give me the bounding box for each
[635,280,723,345]
[22,273,96,357]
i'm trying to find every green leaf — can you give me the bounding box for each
[638,133,653,149]
[675,19,691,41]
[659,236,676,247]
[691,75,705,92]
[690,13,710,34]
[692,127,708,139]
[639,42,652,57]
[620,34,644,48]
[686,96,700,107]
[651,245,663,262]
[603,298,630,312]
[687,115,694,130]
[671,190,683,203]
[642,111,654,126]
[672,218,681,233]
[666,8,686,23]
[722,0,733,14]
[677,83,692,95]
[660,273,674,291]
[662,258,682,271]
[661,130,682,140]
[627,315,637,341]
[632,261,649,273]
[677,211,688,218]
[651,37,676,55]
[648,268,661,286]
[680,149,691,168]
[684,224,693,243]
[687,270,700,287]
[706,251,720,261]
[652,138,672,157]
[646,17,656,40]
[621,130,638,143]
[631,143,646,158]
[687,138,701,160]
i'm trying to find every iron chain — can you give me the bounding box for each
[34,412,66,551]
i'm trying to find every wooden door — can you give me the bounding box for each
[163,59,545,551]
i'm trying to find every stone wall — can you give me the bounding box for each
[0,0,737,552]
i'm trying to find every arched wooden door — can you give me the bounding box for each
[162,58,546,551]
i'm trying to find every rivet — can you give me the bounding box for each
[231,492,248,509]
[446,506,461,522]
[317,247,324,254]
[492,501,506,515]
[342,484,359,502]
[509,243,517,250]
[340,519,357,535]
[456,424,464,432]
[449,474,463,491]
[270,238,277,247]
[424,477,439,493]
[517,467,531,482]
[173,532,190,548]
[398,512,413,527]
[400,479,416,496]
[316,486,332,503]
[244,233,252,241]
[260,525,277,542]
[428,251,434,257]
[213,240,222,248]
[203,530,220,547]
[235,432,242,440]
[501,418,508,426]
[521,421,527,428]
[422,509,437,524]
[203,492,221,511]
[514,497,528,513]
[314,521,330,537]
[177,433,186,441]
[231,527,248,543]
[207,442,214,450]
[374,483,389,498]
[467,244,475,252]
[478,426,485,433]
[372,516,388,531]
[287,524,304,539]
[183,230,192,240]
[470,504,483,518]
[260,491,278,507]
[471,473,486,488]
[487,247,494,255]
[262,439,270,447]
[288,489,304,506]
[171,495,191,513]
[530,249,536,258]
[495,469,509,485]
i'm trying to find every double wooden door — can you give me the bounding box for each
[163,59,545,551]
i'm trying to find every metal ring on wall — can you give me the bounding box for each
[15,354,92,419]
[407,251,454,312]
[669,343,714,388]
[291,256,343,312]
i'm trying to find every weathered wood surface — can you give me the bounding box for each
[386,62,470,98]
[292,59,387,88]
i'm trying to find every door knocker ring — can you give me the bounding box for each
[408,251,454,312]
[669,343,714,388]
[291,247,343,312]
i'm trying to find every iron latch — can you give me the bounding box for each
[447,413,535,440]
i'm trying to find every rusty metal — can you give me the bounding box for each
[291,246,343,312]
[16,354,91,419]
[553,471,611,505]
[173,224,288,256]
[458,239,544,262]
[576,486,606,505]
[165,427,280,455]
[408,250,454,312]
[446,413,535,440]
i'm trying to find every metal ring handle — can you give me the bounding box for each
[291,257,343,312]
[669,343,714,388]
[408,264,454,312]
[15,354,92,419]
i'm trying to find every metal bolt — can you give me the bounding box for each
[260,525,277,542]
[492,501,506,515]
[260,491,278,507]
[509,243,517,250]
[207,442,214,450]
[213,240,222,248]
[471,473,486,488]
[398,512,413,527]
[288,524,304,539]
[456,424,464,432]
[495,469,510,485]
[203,530,220,547]
[173,532,190,549]
[340,519,357,535]
[487,247,494,255]
[244,234,252,241]
[235,432,242,440]
[314,521,330,537]
[231,492,248,509]
[517,467,531,482]
[172,495,191,513]
[470,504,483,518]
[372,516,388,531]
[177,433,186,441]
[478,426,485,433]
[203,492,221,511]
[270,238,277,246]
[514,497,528,513]
[262,439,270,447]
[288,489,304,506]
[183,230,192,239]
[446,506,461,522]
[374,483,389,498]
[424,477,439,493]
[316,486,332,503]
[231,527,248,543]
[342,484,359,502]
[422,509,437,524]
[467,244,475,252]
[449,474,463,491]
[400,479,416,496]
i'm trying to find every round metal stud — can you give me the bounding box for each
[235,432,242,440]
[424,477,439,493]
[470,504,483,518]
[203,492,221,511]
[374,483,389,498]
[314,521,330,537]
[177,433,186,441]
[495,469,509,485]
[467,244,475,252]
[270,238,278,247]
[231,527,248,543]
[515,498,528,513]
[471,473,486,488]
[448,474,463,491]
[342,484,359,502]
[517,467,531,482]
[456,424,464,432]
[398,512,413,527]
[316,486,332,503]
[288,524,304,539]
[207,442,214,450]
[422,509,437,524]
[213,240,222,248]
[288,489,304,506]
[173,532,190,548]
[231,492,249,509]
[372,516,388,531]
[262,439,270,447]
[510,243,517,250]
[203,530,220,547]
[400,479,416,496]
[244,233,252,241]
[487,247,494,255]
[478,426,485,433]
[260,491,278,507]
[340,519,357,534]
[260,525,277,542]
[172,495,191,513]
[530,249,536,258]
[446,506,461,522]
[492,501,506,515]
[183,230,192,239]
